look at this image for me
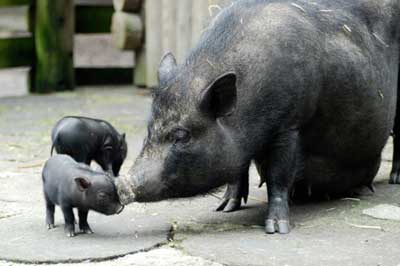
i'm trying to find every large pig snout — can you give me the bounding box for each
[115,174,137,205]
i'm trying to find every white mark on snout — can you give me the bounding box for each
[343,24,352,34]
[378,89,384,100]
[291,3,306,13]
[240,18,243,24]
[319,9,333,12]
[373,33,389,48]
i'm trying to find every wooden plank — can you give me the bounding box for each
[75,5,113,33]
[133,47,146,87]
[0,0,30,7]
[111,12,143,50]
[145,0,162,87]
[33,0,75,93]
[76,67,133,85]
[161,0,176,56]
[113,0,142,12]
[0,32,34,68]
[176,0,192,63]
[75,0,112,6]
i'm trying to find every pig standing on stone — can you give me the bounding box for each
[116,0,400,234]
[51,116,127,176]
[42,155,124,237]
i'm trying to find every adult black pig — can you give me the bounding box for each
[42,155,124,237]
[51,116,127,176]
[117,0,400,234]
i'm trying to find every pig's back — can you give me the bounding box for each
[42,155,77,204]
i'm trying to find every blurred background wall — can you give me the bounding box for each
[0,0,236,97]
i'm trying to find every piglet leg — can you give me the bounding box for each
[45,196,55,229]
[61,206,76,237]
[78,209,93,234]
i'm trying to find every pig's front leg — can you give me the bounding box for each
[78,209,93,234]
[61,206,76,237]
[256,130,300,234]
[216,171,249,212]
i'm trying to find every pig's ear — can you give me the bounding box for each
[158,52,177,88]
[75,177,92,192]
[119,133,126,143]
[199,72,237,118]
[103,135,113,150]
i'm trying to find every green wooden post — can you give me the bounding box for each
[32,0,74,93]
[0,0,31,7]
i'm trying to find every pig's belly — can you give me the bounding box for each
[295,152,381,195]
[297,99,392,194]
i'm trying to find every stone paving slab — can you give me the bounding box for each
[177,181,400,266]
[1,248,223,266]
[0,88,170,263]
[1,87,400,265]
[363,204,400,221]
[0,203,170,263]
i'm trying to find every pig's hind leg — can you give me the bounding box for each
[216,171,249,212]
[78,209,93,234]
[390,71,400,184]
[61,206,76,237]
[45,196,55,229]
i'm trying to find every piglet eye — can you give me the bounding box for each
[97,192,108,202]
[173,128,191,144]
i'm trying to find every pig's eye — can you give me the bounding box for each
[172,128,191,144]
[97,192,109,204]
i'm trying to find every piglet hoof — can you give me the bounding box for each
[215,198,241,212]
[47,224,56,230]
[265,219,290,234]
[80,225,94,234]
[66,231,76,237]
[65,227,76,237]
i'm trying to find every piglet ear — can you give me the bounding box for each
[158,52,177,88]
[103,135,113,151]
[121,133,126,141]
[198,72,237,118]
[75,177,92,192]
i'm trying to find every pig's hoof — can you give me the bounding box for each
[265,219,290,234]
[215,198,241,212]
[80,226,94,234]
[66,231,76,237]
[47,224,56,230]
[389,172,400,184]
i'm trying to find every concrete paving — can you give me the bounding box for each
[0,87,400,265]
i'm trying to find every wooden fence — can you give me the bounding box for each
[1,0,235,92]
[0,0,133,93]
[112,0,235,88]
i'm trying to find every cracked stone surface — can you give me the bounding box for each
[0,87,400,266]
[0,248,223,266]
